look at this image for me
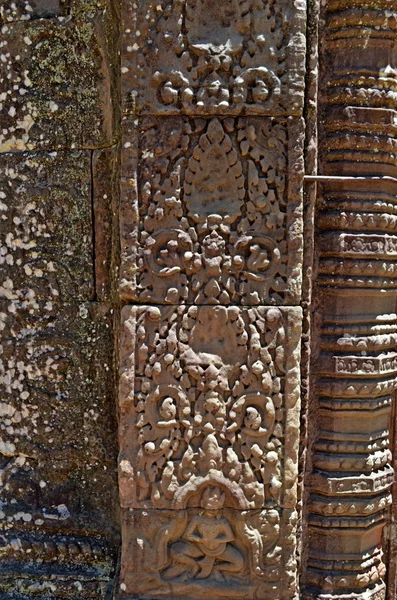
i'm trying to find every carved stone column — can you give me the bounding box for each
[304,0,397,597]
[119,0,307,598]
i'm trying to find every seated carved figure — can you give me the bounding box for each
[163,486,244,581]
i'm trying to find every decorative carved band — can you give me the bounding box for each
[305,185,397,599]
[304,0,397,594]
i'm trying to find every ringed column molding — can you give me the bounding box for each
[304,0,397,598]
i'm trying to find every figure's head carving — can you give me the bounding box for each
[200,485,226,511]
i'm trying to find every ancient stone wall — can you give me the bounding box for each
[0,1,120,598]
[2,0,397,599]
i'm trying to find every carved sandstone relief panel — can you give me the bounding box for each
[121,507,298,599]
[120,116,304,305]
[121,0,306,116]
[119,304,301,598]
[119,0,307,598]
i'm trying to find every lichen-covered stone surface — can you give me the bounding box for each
[0,3,119,152]
[0,0,67,22]
[0,1,120,598]
[0,151,94,302]
[0,302,119,597]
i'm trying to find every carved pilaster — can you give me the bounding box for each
[120,0,307,597]
[305,0,397,594]
[119,304,302,597]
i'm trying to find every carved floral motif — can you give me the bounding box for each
[119,304,301,511]
[120,117,303,305]
[121,0,306,115]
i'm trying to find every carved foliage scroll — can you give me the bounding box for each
[119,0,306,597]
[120,117,304,306]
[119,304,301,598]
[121,0,307,116]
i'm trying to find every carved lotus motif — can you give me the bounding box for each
[184,119,245,223]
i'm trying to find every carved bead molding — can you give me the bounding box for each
[304,0,397,597]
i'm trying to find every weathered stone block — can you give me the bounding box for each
[0,0,67,22]
[119,305,302,511]
[120,116,304,305]
[119,507,298,600]
[121,0,307,117]
[0,301,117,527]
[0,16,115,152]
[0,151,95,302]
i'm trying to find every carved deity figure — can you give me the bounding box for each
[163,487,244,581]
[136,395,181,500]
[186,0,246,57]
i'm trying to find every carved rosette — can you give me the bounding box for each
[305,0,397,595]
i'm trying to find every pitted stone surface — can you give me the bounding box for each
[0,301,116,515]
[0,151,94,302]
[0,0,120,597]
[0,300,119,595]
[0,16,115,152]
[0,0,67,21]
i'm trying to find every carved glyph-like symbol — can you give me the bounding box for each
[143,229,193,276]
[234,235,280,281]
